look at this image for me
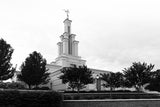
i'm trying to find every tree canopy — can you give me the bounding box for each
[123,62,154,91]
[145,69,160,91]
[100,72,124,91]
[59,65,93,92]
[18,51,50,89]
[0,38,15,81]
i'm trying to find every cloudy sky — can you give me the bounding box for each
[0,0,160,72]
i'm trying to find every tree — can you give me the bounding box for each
[115,72,125,88]
[123,62,154,91]
[0,38,15,81]
[59,65,94,93]
[100,72,124,91]
[145,69,160,92]
[18,51,50,89]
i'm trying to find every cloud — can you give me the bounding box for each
[1,0,160,72]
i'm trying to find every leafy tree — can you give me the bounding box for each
[0,38,15,81]
[18,51,50,89]
[59,65,94,93]
[145,69,160,92]
[123,62,154,91]
[115,72,125,88]
[100,72,124,91]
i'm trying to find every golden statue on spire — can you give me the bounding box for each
[63,9,69,19]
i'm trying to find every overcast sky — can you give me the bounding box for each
[0,0,160,72]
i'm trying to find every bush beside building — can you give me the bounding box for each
[0,89,62,107]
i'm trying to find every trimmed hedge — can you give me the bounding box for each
[32,86,50,90]
[0,89,62,107]
[0,82,26,89]
[64,90,134,93]
[63,92,160,100]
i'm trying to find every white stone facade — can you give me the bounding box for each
[54,18,86,67]
[47,18,109,91]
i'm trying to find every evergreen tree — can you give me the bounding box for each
[18,51,50,89]
[59,65,93,93]
[0,38,15,81]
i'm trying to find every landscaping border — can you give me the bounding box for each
[63,99,160,107]
[0,89,62,107]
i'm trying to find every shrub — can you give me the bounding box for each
[73,95,80,100]
[64,95,72,100]
[32,86,50,90]
[145,83,160,92]
[0,90,62,107]
[0,82,7,89]
[0,82,26,89]
[7,82,26,89]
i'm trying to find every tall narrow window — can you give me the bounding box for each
[68,26,72,55]
[68,35,72,55]
[68,26,70,34]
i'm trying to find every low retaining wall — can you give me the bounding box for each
[63,93,160,100]
[63,99,160,107]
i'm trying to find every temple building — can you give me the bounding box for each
[47,16,109,91]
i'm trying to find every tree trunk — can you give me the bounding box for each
[77,81,80,94]
[77,86,80,94]
[0,77,2,83]
[138,85,143,92]
[77,84,80,97]
[135,85,142,92]
[135,86,138,91]
[28,85,31,89]
[110,87,113,98]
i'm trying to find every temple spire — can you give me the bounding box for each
[54,14,86,67]
[57,12,80,57]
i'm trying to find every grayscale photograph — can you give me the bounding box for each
[0,0,160,107]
